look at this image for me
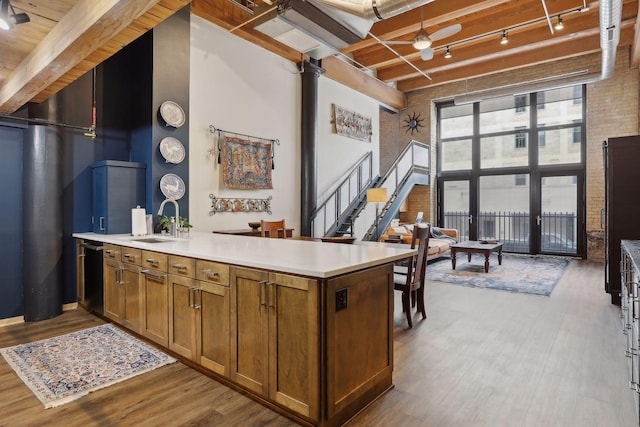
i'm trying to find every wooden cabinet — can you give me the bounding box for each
[82,237,395,426]
[604,136,640,304]
[141,251,169,347]
[103,244,142,333]
[168,269,229,376]
[229,266,319,420]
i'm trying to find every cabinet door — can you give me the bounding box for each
[198,281,229,376]
[121,264,141,333]
[168,275,197,360]
[103,258,122,323]
[229,267,270,395]
[268,273,319,420]
[141,268,169,346]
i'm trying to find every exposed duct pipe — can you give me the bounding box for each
[312,0,434,21]
[454,0,622,104]
[600,0,622,79]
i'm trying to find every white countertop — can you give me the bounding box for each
[73,232,417,279]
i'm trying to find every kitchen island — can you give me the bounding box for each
[73,231,415,427]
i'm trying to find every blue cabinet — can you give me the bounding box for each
[92,160,146,234]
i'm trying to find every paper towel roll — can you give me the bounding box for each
[131,207,147,236]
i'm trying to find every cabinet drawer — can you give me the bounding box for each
[196,260,229,286]
[121,247,142,265]
[142,250,168,271]
[168,255,195,278]
[103,244,121,259]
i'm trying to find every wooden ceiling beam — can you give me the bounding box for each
[0,0,188,114]
[191,0,301,63]
[379,13,636,83]
[342,0,511,53]
[397,26,635,92]
[30,0,189,104]
[355,0,595,70]
[322,56,406,110]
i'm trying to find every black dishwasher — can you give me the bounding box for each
[82,240,104,315]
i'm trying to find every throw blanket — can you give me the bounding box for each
[431,226,458,244]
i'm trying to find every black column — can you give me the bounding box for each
[23,99,63,321]
[299,60,325,236]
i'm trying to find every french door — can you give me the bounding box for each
[537,174,579,255]
[440,173,582,255]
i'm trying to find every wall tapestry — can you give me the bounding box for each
[222,136,273,189]
[332,104,372,142]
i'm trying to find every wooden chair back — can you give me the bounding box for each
[260,219,286,238]
[394,224,430,328]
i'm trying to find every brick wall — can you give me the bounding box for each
[379,47,640,261]
[379,108,402,176]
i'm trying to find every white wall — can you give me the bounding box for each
[316,76,380,237]
[189,15,300,233]
[189,15,381,237]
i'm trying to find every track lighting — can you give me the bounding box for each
[555,15,564,30]
[500,30,509,45]
[0,0,30,31]
[444,46,452,59]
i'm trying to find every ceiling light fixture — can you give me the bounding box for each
[411,8,431,50]
[444,46,452,59]
[555,15,564,30]
[500,30,509,45]
[0,0,30,31]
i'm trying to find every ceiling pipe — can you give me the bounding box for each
[311,0,435,21]
[454,0,622,105]
[600,0,622,79]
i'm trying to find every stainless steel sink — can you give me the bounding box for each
[131,237,174,243]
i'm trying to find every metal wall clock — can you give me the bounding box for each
[404,112,424,135]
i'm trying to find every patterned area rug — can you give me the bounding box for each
[427,254,569,296]
[0,324,176,408]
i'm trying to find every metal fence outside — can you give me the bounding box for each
[443,211,577,253]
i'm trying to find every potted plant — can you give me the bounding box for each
[157,215,193,233]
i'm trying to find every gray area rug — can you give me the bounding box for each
[427,254,569,296]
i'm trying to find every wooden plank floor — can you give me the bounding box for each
[0,259,635,426]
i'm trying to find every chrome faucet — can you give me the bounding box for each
[158,198,180,237]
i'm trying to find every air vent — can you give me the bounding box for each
[253,0,365,59]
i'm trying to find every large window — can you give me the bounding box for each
[437,85,585,256]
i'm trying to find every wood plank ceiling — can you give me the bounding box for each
[0,0,638,114]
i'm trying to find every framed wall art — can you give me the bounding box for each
[331,104,372,142]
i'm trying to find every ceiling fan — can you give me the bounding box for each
[383,7,461,61]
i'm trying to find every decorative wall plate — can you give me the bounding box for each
[160,173,186,200]
[159,137,185,164]
[159,101,186,128]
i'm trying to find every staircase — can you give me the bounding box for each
[362,140,431,241]
[309,152,373,238]
[309,141,431,240]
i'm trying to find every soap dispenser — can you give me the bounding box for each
[170,216,176,237]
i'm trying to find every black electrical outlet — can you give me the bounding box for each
[335,288,348,312]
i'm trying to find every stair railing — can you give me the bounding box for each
[363,140,430,240]
[310,152,373,237]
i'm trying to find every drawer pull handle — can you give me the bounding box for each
[146,258,159,265]
[141,269,166,281]
[105,250,114,255]
[171,264,187,271]
[202,269,220,278]
[123,254,134,259]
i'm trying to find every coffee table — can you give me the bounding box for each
[450,241,504,273]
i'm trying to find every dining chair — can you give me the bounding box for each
[394,223,430,328]
[260,219,286,238]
